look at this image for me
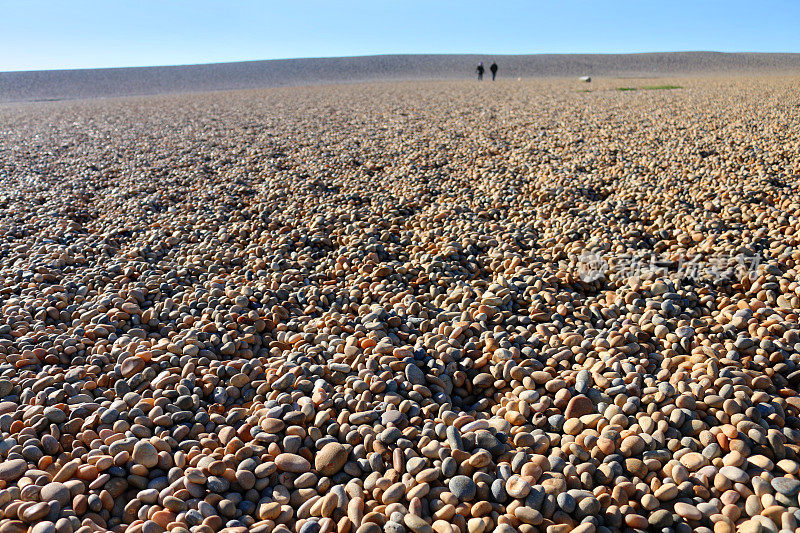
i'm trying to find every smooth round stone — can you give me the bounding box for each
[315,442,348,476]
[137,488,158,505]
[235,469,256,489]
[404,514,433,533]
[186,469,207,484]
[506,475,531,499]
[625,458,647,478]
[745,494,763,517]
[697,502,718,516]
[385,521,405,533]
[0,520,27,533]
[577,496,601,516]
[163,495,187,512]
[777,459,800,475]
[556,492,576,513]
[261,418,285,433]
[132,441,159,468]
[405,363,426,385]
[218,499,236,518]
[491,478,507,502]
[43,407,66,424]
[29,523,55,533]
[649,509,673,528]
[21,502,50,522]
[548,415,565,432]
[0,459,27,482]
[655,483,680,501]
[381,411,405,426]
[674,502,702,521]
[737,520,765,533]
[514,506,543,525]
[446,426,464,451]
[449,475,476,501]
[121,356,146,377]
[564,395,594,419]
[229,373,249,388]
[141,521,163,533]
[475,431,501,452]
[720,465,748,483]
[207,476,229,493]
[772,477,800,496]
[563,418,583,435]
[680,452,708,471]
[619,435,645,456]
[575,370,591,393]
[275,453,311,473]
[380,427,402,444]
[40,482,70,506]
[441,457,457,478]
[382,482,405,503]
[406,457,427,475]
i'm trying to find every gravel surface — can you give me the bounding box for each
[2,52,800,103]
[0,77,800,533]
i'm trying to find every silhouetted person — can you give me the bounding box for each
[490,62,498,81]
[476,62,484,81]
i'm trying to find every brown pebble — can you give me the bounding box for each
[315,442,348,476]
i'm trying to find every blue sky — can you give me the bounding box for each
[1,0,799,71]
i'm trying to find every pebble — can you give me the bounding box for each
[556,492,576,513]
[649,509,674,528]
[449,475,477,501]
[771,477,800,496]
[404,514,434,533]
[39,482,70,506]
[674,502,703,521]
[0,459,27,482]
[132,440,159,468]
[720,465,749,483]
[505,475,530,499]
[314,442,347,476]
[274,453,311,473]
[564,394,594,419]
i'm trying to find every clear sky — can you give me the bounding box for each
[2,0,799,72]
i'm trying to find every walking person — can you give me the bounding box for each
[490,62,498,81]
[476,62,484,81]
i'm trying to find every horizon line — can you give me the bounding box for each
[3,50,800,75]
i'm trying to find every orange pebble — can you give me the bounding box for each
[152,510,176,528]
[77,464,99,480]
[360,337,376,349]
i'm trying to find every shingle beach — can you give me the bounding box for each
[1,76,800,533]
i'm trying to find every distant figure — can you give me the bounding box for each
[490,62,498,81]
[476,62,484,81]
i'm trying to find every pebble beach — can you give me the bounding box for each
[1,76,800,533]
